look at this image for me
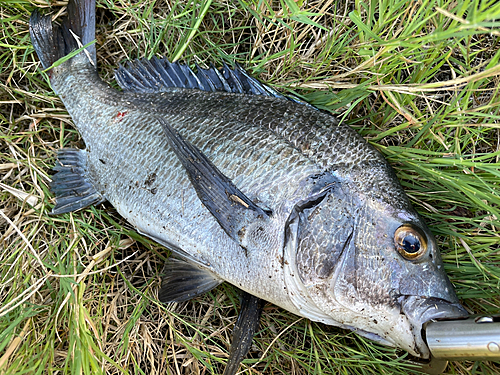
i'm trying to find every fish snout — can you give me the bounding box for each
[401,296,469,358]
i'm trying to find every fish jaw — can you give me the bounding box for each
[344,296,469,359]
[328,297,468,358]
[400,295,469,358]
[300,277,469,359]
[291,281,468,358]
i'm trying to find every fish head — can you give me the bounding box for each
[284,171,468,358]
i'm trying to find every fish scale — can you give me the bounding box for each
[30,1,469,372]
[51,58,329,311]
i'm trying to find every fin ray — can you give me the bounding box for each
[159,257,223,303]
[50,148,105,214]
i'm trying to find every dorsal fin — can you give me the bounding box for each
[114,57,285,98]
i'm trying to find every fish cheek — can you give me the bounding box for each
[332,216,402,312]
[341,263,397,309]
[295,194,354,286]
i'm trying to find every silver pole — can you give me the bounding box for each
[425,315,500,361]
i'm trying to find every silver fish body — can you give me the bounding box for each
[45,53,467,358]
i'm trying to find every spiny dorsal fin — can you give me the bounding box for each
[114,57,285,98]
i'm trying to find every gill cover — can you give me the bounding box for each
[282,172,351,324]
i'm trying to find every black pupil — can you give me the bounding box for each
[403,235,420,253]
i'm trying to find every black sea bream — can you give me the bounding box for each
[29,0,468,372]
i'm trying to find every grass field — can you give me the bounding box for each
[1,0,500,374]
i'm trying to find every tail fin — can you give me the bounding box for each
[29,0,96,70]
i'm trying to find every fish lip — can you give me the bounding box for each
[401,295,469,358]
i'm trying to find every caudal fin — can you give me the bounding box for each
[29,0,96,70]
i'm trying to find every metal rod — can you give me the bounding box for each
[424,314,500,361]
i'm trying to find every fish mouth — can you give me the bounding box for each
[401,295,468,358]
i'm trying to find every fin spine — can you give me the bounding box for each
[115,57,285,99]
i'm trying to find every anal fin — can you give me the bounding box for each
[159,257,223,303]
[50,148,104,214]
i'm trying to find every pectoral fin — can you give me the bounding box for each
[157,117,270,245]
[223,291,266,375]
[159,257,223,303]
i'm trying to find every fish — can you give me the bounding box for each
[29,0,468,373]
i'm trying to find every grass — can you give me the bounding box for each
[1,0,500,374]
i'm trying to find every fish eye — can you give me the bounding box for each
[394,224,427,260]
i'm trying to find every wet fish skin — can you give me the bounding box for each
[51,53,464,357]
[51,57,327,312]
[29,0,468,368]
